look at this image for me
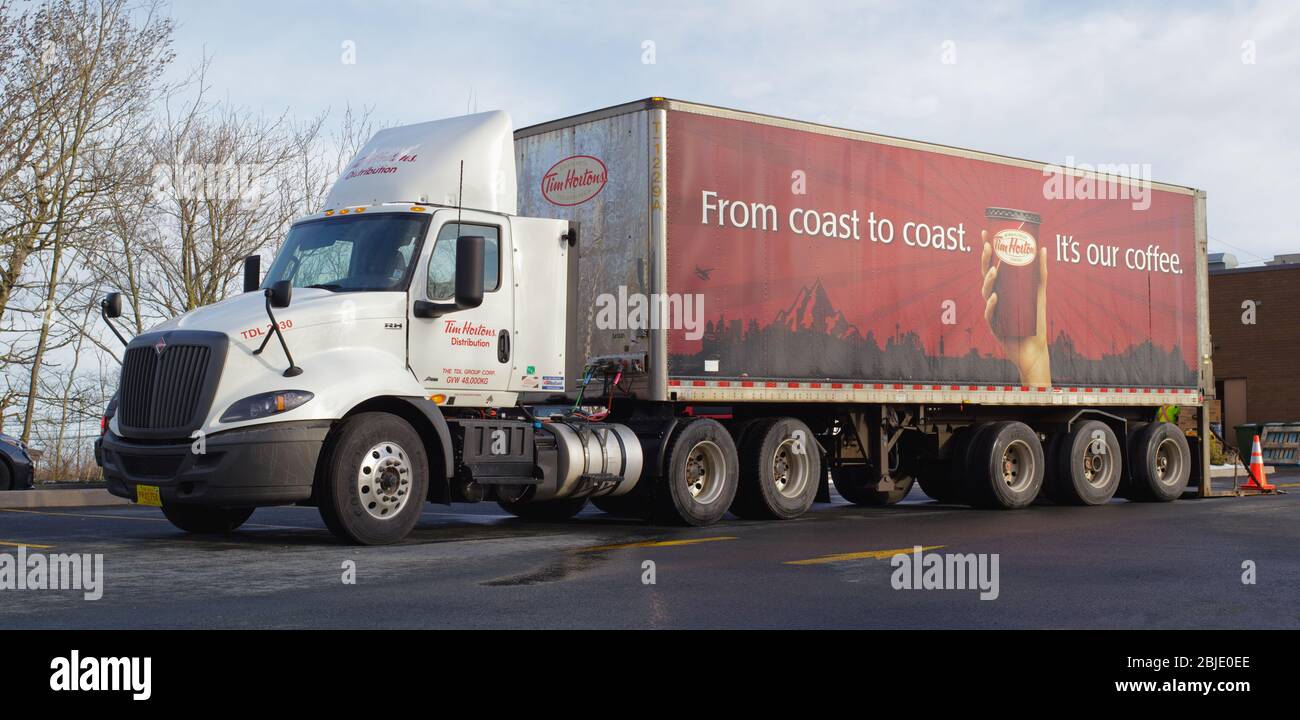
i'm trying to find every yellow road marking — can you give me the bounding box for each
[1273,482,1300,488]
[786,544,946,566]
[1,508,169,522]
[0,540,54,549]
[0,508,309,531]
[578,536,738,552]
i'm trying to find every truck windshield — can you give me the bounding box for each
[262,213,430,292]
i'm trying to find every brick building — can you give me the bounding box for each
[1208,259,1300,448]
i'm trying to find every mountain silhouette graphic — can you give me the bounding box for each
[772,279,862,340]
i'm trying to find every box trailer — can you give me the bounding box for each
[97,98,1212,544]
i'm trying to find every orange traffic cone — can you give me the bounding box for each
[1239,434,1277,492]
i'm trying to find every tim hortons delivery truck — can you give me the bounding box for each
[97,98,1213,544]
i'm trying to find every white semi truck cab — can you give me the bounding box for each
[99,111,649,544]
[99,99,1206,544]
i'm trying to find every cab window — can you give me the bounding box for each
[426,223,500,300]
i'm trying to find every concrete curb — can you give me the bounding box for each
[0,489,130,509]
[1209,464,1276,479]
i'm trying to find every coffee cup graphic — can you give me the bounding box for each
[985,207,1041,338]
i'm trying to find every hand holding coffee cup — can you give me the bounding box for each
[980,207,1051,386]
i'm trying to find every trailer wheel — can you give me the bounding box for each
[499,495,589,521]
[732,417,821,519]
[1117,421,1149,499]
[1046,420,1122,505]
[916,432,966,504]
[316,412,429,545]
[160,505,254,534]
[936,424,993,504]
[654,419,738,526]
[964,421,1044,509]
[1124,422,1190,502]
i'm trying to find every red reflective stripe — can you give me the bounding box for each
[831,383,844,389]
[741,381,754,388]
[717,381,730,388]
[668,380,681,387]
[787,382,800,388]
[692,380,706,387]
[765,382,778,388]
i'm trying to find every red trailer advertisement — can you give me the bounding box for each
[664,109,1199,390]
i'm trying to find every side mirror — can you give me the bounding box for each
[453,235,485,311]
[413,235,485,318]
[267,280,292,309]
[101,292,122,319]
[242,255,261,293]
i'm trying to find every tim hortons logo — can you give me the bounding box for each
[541,155,608,206]
[992,229,1037,267]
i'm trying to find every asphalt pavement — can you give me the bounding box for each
[1,477,1296,629]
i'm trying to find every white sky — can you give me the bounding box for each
[168,0,1297,264]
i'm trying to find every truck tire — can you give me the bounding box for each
[654,419,739,526]
[1125,422,1191,502]
[831,465,914,505]
[161,505,254,534]
[1117,421,1149,499]
[732,417,821,519]
[964,421,1044,509]
[1046,420,1122,505]
[499,495,589,521]
[916,431,967,504]
[316,412,429,545]
[934,424,993,504]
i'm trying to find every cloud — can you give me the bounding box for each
[167,0,1299,260]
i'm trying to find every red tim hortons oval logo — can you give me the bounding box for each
[541,155,608,206]
[992,229,1038,267]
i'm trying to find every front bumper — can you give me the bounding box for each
[101,420,331,507]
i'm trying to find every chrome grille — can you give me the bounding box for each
[116,333,224,436]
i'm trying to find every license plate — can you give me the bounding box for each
[135,484,162,507]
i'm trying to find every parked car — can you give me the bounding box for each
[0,433,34,491]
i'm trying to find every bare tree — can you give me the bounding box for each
[0,0,173,442]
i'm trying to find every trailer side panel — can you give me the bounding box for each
[663,104,1200,406]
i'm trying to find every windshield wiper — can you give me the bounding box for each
[305,283,344,291]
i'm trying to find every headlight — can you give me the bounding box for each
[220,390,314,423]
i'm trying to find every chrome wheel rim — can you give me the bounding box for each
[357,441,412,520]
[1081,437,1115,489]
[1000,439,1035,493]
[772,437,810,499]
[684,440,726,505]
[1153,437,1182,486]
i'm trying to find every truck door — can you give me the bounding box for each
[408,210,515,406]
